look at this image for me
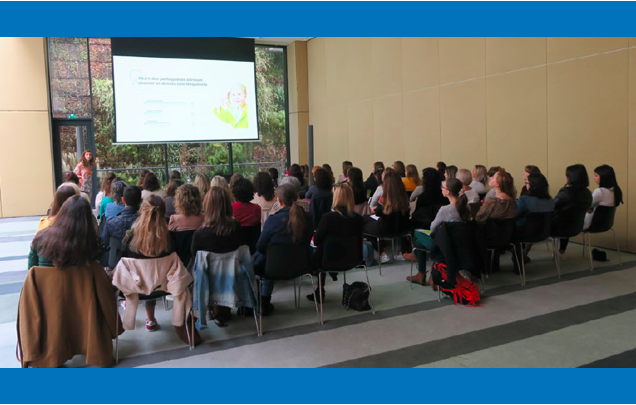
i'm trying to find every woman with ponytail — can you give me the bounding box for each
[253,183,313,315]
[122,195,173,331]
[406,178,469,285]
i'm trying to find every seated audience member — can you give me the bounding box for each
[346,167,368,205]
[520,165,541,197]
[136,169,150,188]
[269,176,310,215]
[484,166,502,200]
[65,172,90,203]
[210,175,233,199]
[102,185,142,245]
[121,195,173,332]
[169,170,182,181]
[364,161,384,197]
[193,173,211,199]
[231,177,261,227]
[584,164,623,230]
[310,183,363,301]
[254,183,313,315]
[29,195,101,269]
[190,187,248,326]
[168,184,204,231]
[95,172,116,210]
[512,172,554,272]
[393,161,407,178]
[337,161,353,183]
[251,172,277,225]
[436,161,447,179]
[289,164,308,198]
[444,165,458,180]
[37,185,78,235]
[370,167,395,209]
[268,167,279,188]
[470,165,488,196]
[322,163,336,184]
[456,169,480,204]
[306,168,334,228]
[229,173,244,188]
[104,181,127,219]
[141,173,167,200]
[553,164,593,255]
[98,173,117,218]
[402,164,422,194]
[410,168,448,230]
[301,164,311,185]
[163,179,184,220]
[406,178,470,285]
[363,171,411,263]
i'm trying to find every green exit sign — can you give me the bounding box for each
[67,114,76,119]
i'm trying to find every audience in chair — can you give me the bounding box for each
[456,169,480,204]
[163,179,184,220]
[141,173,166,200]
[37,185,78,235]
[337,161,353,184]
[104,181,127,219]
[232,177,262,227]
[364,161,384,197]
[251,171,277,226]
[520,165,541,197]
[470,165,488,196]
[98,173,117,218]
[402,164,421,194]
[410,168,448,230]
[102,185,142,245]
[445,165,458,181]
[584,164,623,230]
[346,167,367,205]
[168,184,204,231]
[254,183,313,316]
[193,173,211,200]
[269,176,310,215]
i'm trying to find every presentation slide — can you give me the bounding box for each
[112,55,258,144]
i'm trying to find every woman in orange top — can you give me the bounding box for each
[402,164,422,193]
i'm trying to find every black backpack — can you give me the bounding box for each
[342,282,371,311]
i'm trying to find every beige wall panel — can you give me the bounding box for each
[309,107,328,165]
[347,101,374,172]
[403,87,441,168]
[346,38,373,103]
[0,38,48,111]
[486,37,546,75]
[325,38,348,107]
[289,112,309,164]
[487,67,547,190]
[630,38,636,47]
[0,112,53,216]
[371,38,403,98]
[438,37,485,84]
[326,105,349,170]
[440,79,487,169]
[628,48,636,252]
[372,94,404,164]
[307,38,327,111]
[287,43,299,113]
[286,42,308,114]
[548,51,629,249]
[402,38,439,91]
[547,37,627,63]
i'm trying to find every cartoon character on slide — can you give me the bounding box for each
[213,83,248,128]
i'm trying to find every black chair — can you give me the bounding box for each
[364,213,412,276]
[310,195,333,230]
[242,225,262,255]
[258,243,320,335]
[107,237,123,269]
[480,218,516,281]
[430,221,484,300]
[468,202,481,219]
[316,235,375,324]
[582,206,622,271]
[511,211,555,285]
[172,230,196,268]
[550,206,588,273]
[478,192,487,202]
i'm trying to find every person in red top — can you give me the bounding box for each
[231,177,261,227]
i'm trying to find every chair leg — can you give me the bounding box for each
[587,233,594,272]
[343,271,347,285]
[258,278,263,336]
[519,243,527,286]
[317,273,324,325]
[409,249,415,289]
[163,296,168,311]
[612,228,622,265]
[377,237,382,276]
[115,300,119,365]
[293,278,298,309]
[553,238,562,278]
[306,274,319,325]
[362,265,375,314]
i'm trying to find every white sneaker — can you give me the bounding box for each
[395,252,405,261]
[380,253,390,264]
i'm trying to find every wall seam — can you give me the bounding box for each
[437,37,442,163]
[546,37,549,190]
[484,37,489,168]
[627,45,631,250]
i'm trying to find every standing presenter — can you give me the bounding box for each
[73,150,96,195]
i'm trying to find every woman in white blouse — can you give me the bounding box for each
[584,164,623,230]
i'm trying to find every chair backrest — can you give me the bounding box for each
[310,195,333,229]
[516,211,552,243]
[321,235,363,272]
[108,237,123,269]
[478,192,487,202]
[433,221,483,280]
[468,202,481,218]
[264,243,312,281]
[377,211,411,238]
[482,217,516,248]
[242,225,262,254]
[172,230,196,267]
[588,205,616,234]
[551,206,587,238]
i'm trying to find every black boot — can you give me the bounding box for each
[261,296,275,316]
[306,289,326,303]
[329,272,338,281]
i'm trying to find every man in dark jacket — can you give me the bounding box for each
[101,186,141,265]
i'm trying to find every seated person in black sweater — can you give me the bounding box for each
[189,187,247,326]
[309,183,363,302]
[346,167,368,205]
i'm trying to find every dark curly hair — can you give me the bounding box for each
[232,177,256,203]
[253,172,275,201]
[313,168,333,191]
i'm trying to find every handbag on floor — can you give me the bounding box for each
[342,282,371,311]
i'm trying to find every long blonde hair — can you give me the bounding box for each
[210,175,234,202]
[130,195,170,257]
[332,183,355,217]
[193,173,210,198]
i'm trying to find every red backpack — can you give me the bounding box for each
[432,262,481,306]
